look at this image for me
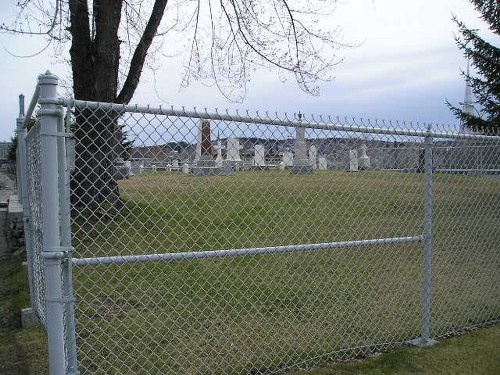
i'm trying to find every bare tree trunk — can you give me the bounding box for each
[68,0,168,208]
[69,0,123,207]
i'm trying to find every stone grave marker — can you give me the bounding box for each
[282,151,293,167]
[359,144,371,170]
[318,157,328,170]
[349,150,358,172]
[309,145,318,169]
[254,145,267,168]
[291,127,313,174]
[193,119,221,176]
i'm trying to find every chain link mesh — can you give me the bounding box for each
[65,103,500,374]
[25,119,47,329]
[432,138,500,337]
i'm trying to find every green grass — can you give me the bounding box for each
[1,170,498,374]
[288,324,500,374]
[67,170,499,374]
[0,254,48,374]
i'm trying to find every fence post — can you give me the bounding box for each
[58,104,79,374]
[38,71,67,374]
[411,125,437,347]
[16,95,25,198]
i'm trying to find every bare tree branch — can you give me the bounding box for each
[116,0,169,104]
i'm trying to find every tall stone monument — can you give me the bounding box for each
[194,123,202,162]
[291,126,313,174]
[193,119,221,176]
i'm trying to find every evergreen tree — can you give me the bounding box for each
[448,0,499,134]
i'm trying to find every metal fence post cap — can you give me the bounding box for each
[38,71,58,86]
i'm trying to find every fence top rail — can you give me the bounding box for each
[43,97,500,141]
[22,84,40,128]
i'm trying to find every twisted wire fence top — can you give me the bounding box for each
[52,98,500,140]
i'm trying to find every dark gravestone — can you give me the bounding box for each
[193,119,221,176]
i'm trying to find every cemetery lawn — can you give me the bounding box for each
[1,253,499,374]
[0,254,48,374]
[33,170,500,373]
[288,323,500,375]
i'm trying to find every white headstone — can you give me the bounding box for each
[172,159,179,169]
[152,164,157,173]
[359,144,371,170]
[226,138,242,162]
[254,145,267,167]
[125,160,134,176]
[167,163,172,172]
[318,157,328,170]
[182,163,189,174]
[139,164,144,173]
[349,150,358,172]
[215,140,224,167]
[309,145,318,169]
[282,151,294,167]
[279,161,286,170]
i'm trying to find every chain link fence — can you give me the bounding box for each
[18,73,500,374]
[24,119,47,328]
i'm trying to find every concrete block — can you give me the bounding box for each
[21,307,40,328]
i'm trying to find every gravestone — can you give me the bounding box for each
[193,119,221,176]
[125,160,134,176]
[139,164,144,173]
[226,138,243,171]
[172,159,179,169]
[254,145,267,168]
[279,161,286,170]
[166,163,172,172]
[215,139,224,167]
[359,144,371,170]
[291,127,313,174]
[318,157,328,170]
[182,163,190,174]
[309,145,318,169]
[349,150,358,172]
[152,164,157,173]
[282,151,294,167]
[226,138,242,161]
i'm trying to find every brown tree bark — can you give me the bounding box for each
[68,0,168,207]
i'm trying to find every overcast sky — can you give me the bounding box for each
[0,0,496,141]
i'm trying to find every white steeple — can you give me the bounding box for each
[460,59,475,134]
[463,59,474,117]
